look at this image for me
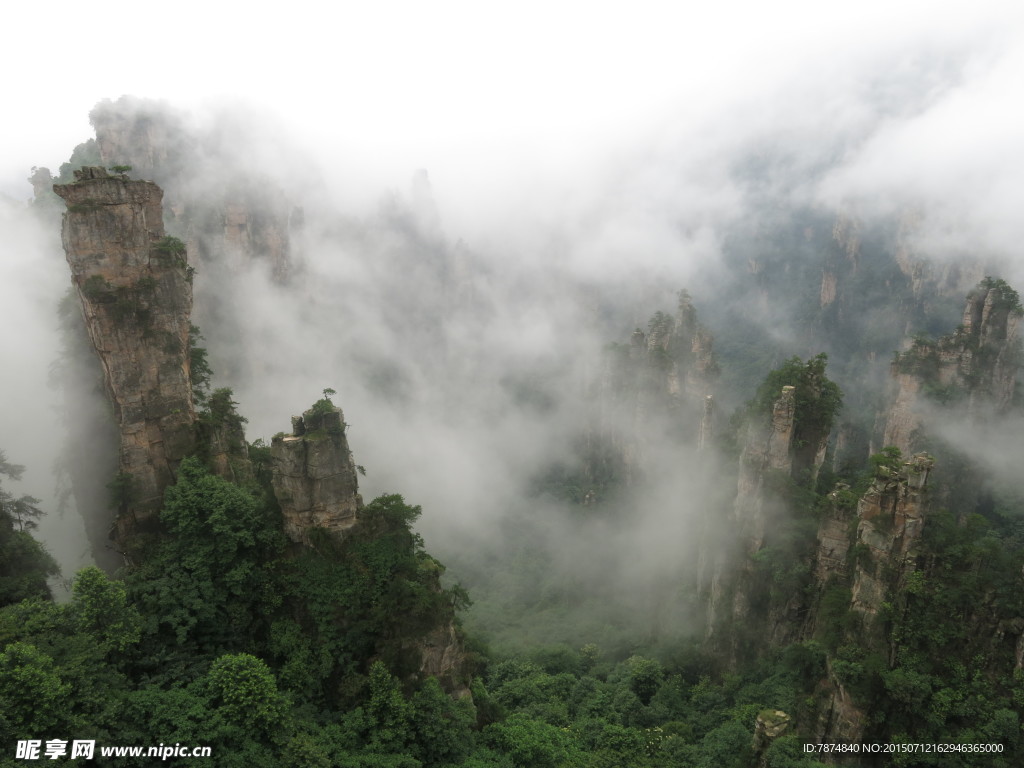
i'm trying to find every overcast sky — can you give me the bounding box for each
[5,1,1023,242]
[3,0,1024,587]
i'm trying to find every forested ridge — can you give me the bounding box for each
[5,302,1023,766]
[3,98,1024,767]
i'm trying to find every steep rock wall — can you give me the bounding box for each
[89,97,294,282]
[811,484,857,588]
[707,352,840,655]
[584,292,719,492]
[808,454,933,750]
[270,406,363,545]
[706,385,813,651]
[849,454,933,625]
[55,167,197,553]
[730,386,797,563]
[270,403,471,697]
[416,623,472,700]
[881,280,1021,455]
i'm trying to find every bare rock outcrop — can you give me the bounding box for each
[270,402,471,698]
[584,291,719,492]
[55,167,197,552]
[811,483,856,587]
[270,405,363,545]
[89,96,294,282]
[808,453,933,748]
[880,372,923,456]
[417,623,472,700]
[881,279,1021,455]
[850,454,933,623]
[729,386,797,567]
[766,385,797,474]
[752,710,792,768]
[698,395,714,450]
[201,390,253,486]
[707,354,839,651]
[813,660,868,747]
[715,386,804,642]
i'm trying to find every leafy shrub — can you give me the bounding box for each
[152,236,186,256]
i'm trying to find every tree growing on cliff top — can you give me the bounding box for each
[750,353,843,439]
[310,388,337,415]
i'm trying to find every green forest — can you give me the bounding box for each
[5,93,1024,768]
[4,330,1024,766]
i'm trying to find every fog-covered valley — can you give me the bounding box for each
[3,4,1024,764]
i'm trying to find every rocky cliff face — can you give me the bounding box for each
[201,390,254,486]
[89,96,294,282]
[270,405,363,545]
[707,386,799,647]
[892,211,985,302]
[849,454,933,625]
[268,404,472,697]
[805,453,933,749]
[879,372,923,456]
[799,282,1022,751]
[706,385,805,649]
[54,167,197,554]
[416,622,472,699]
[731,386,798,564]
[706,352,840,654]
[54,165,470,698]
[671,292,720,400]
[809,484,856,594]
[881,279,1021,455]
[584,292,718,492]
[812,661,868,748]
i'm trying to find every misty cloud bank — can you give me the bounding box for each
[3,9,1023,646]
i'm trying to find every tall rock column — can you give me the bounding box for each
[55,166,196,553]
[705,357,837,653]
[849,454,933,624]
[584,292,720,495]
[271,405,364,545]
[881,279,1022,455]
[724,387,797,630]
[270,404,471,697]
[808,453,934,746]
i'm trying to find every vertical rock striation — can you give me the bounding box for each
[270,405,364,545]
[881,279,1022,455]
[707,354,839,653]
[54,165,251,562]
[732,386,797,561]
[585,291,719,492]
[88,96,295,295]
[705,385,797,646]
[803,282,1020,749]
[810,484,856,591]
[55,167,197,553]
[809,453,933,747]
[849,454,933,624]
[698,395,714,451]
[55,166,197,552]
[270,402,471,697]
[712,386,803,645]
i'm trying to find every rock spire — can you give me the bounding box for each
[270,404,364,545]
[55,167,197,554]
